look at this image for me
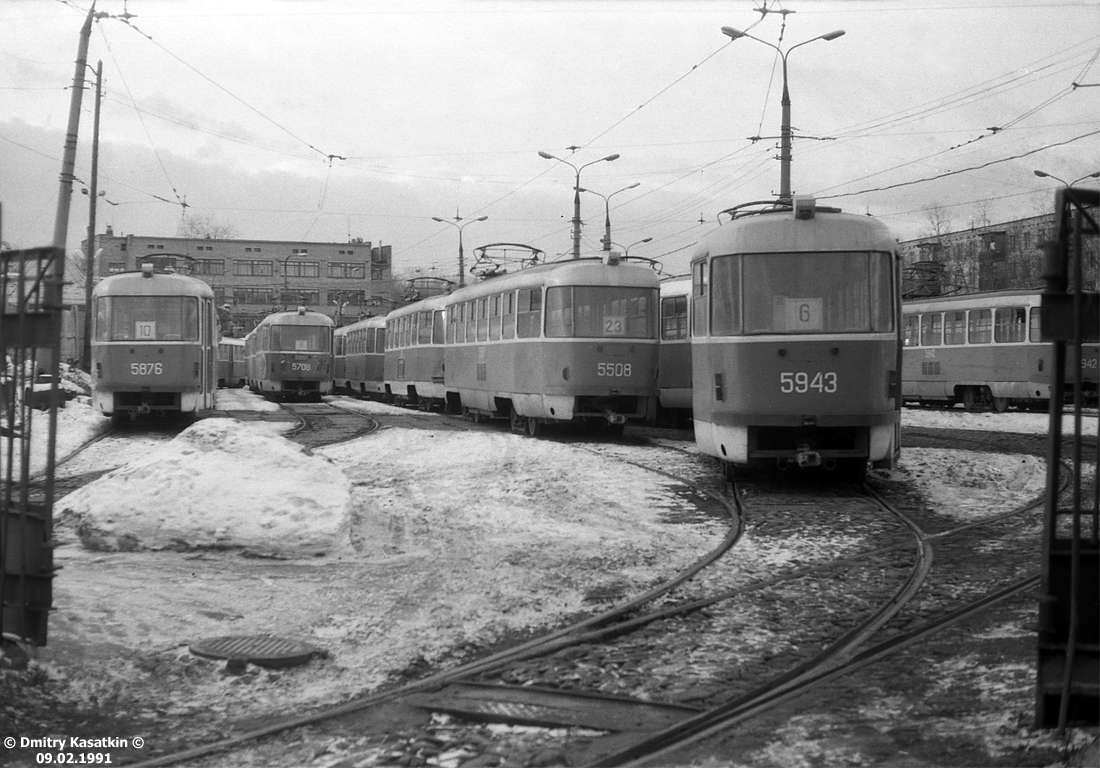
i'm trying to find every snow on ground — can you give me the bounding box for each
[60,418,353,557]
[5,390,1094,764]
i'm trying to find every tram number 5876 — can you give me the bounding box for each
[780,371,837,394]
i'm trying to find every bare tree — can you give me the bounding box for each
[177,213,237,240]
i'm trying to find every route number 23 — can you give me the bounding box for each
[780,371,837,394]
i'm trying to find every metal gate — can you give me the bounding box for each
[0,246,65,646]
[1037,187,1100,730]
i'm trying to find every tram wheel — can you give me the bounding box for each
[991,396,1010,412]
[525,417,541,437]
[509,408,525,434]
[961,387,975,411]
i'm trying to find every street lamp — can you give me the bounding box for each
[721,25,845,201]
[1034,169,1100,186]
[608,237,653,258]
[538,150,620,258]
[577,183,640,251]
[431,213,488,288]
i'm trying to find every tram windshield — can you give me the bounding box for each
[710,252,894,335]
[271,324,330,352]
[96,296,199,341]
[545,286,657,339]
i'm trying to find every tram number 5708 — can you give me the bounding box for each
[780,371,837,394]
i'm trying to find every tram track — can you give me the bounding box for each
[24,406,1068,768]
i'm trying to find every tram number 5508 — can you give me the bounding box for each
[780,371,837,394]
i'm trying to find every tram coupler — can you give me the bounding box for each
[605,412,627,425]
[795,444,822,468]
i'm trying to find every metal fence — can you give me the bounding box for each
[1,246,65,646]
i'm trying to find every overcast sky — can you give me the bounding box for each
[2,0,1098,279]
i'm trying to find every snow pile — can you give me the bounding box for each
[59,418,353,556]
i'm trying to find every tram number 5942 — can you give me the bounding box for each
[780,371,837,394]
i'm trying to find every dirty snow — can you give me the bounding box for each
[5,388,1097,766]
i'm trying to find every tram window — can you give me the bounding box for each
[489,294,502,341]
[691,260,707,336]
[920,313,943,346]
[476,298,489,342]
[546,287,573,337]
[272,324,329,352]
[661,295,688,340]
[432,310,445,345]
[98,296,199,341]
[902,315,919,346]
[710,256,741,336]
[376,328,385,351]
[1029,307,1042,342]
[741,252,893,335]
[418,311,433,345]
[446,307,457,344]
[517,288,542,338]
[944,311,966,345]
[995,307,1027,343]
[502,292,516,340]
[546,286,656,339]
[453,302,465,343]
[968,309,992,343]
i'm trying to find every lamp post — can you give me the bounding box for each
[538,151,620,258]
[577,183,640,251]
[721,26,845,201]
[431,213,488,288]
[1034,169,1100,186]
[623,237,652,258]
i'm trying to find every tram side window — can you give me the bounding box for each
[489,294,502,341]
[691,260,707,336]
[902,314,919,346]
[968,309,992,343]
[1029,307,1042,342]
[545,287,574,337]
[995,307,1027,343]
[502,292,516,340]
[476,298,489,342]
[661,295,689,340]
[376,328,385,351]
[446,307,457,344]
[432,310,445,345]
[943,311,966,345]
[709,256,741,336]
[920,313,943,346]
[452,302,465,343]
[418,310,433,345]
[517,288,542,338]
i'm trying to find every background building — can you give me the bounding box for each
[899,212,1098,297]
[81,228,395,336]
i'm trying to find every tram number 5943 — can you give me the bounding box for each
[780,371,837,394]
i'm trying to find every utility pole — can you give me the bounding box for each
[53,1,96,249]
[82,60,102,372]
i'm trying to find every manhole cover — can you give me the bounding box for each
[189,635,322,668]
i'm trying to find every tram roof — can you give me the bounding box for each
[92,269,214,299]
[255,308,335,327]
[691,208,897,261]
[450,257,660,303]
[335,314,387,334]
